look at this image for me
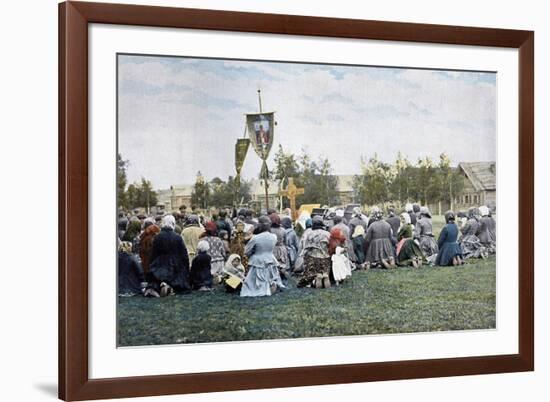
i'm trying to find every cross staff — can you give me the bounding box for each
[279,178,304,220]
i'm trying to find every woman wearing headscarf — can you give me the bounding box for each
[329,227,347,256]
[148,214,191,295]
[405,203,417,226]
[435,211,464,266]
[349,207,368,235]
[118,241,146,297]
[181,214,205,264]
[230,221,249,271]
[118,212,128,241]
[281,217,299,271]
[413,203,421,222]
[295,210,311,239]
[190,240,213,291]
[218,229,231,256]
[123,217,142,253]
[385,207,401,239]
[396,212,424,267]
[139,218,160,275]
[331,246,352,283]
[240,216,284,297]
[332,215,357,267]
[477,205,496,255]
[297,216,332,288]
[415,206,439,264]
[222,254,246,293]
[293,217,312,273]
[351,225,367,268]
[329,227,351,283]
[201,221,227,281]
[364,207,396,269]
[270,214,290,278]
[459,207,488,259]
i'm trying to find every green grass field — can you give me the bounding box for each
[118,215,495,347]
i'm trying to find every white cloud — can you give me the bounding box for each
[118,56,496,189]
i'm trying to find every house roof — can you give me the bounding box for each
[458,162,496,192]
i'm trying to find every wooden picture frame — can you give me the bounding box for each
[59,1,534,400]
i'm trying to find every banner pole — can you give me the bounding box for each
[257,89,269,211]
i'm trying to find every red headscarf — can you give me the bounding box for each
[269,213,281,227]
[205,221,218,236]
[329,228,346,255]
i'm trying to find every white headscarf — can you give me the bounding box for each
[401,212,411,225]
[352,225,365,238]
[297,210,311,230]
[161,214,176,230]
[142,217,155,229]
[223,254,245,280]
[479,205,490,217]
[197,239,210,252]
[405,203,413,213]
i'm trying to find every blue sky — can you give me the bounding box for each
[118,54,496,189]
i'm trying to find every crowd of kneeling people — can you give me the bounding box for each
[117,203,496,298]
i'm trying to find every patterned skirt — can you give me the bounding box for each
[297,255,331,287]
[419,235,439,257]
[459,234,487,259]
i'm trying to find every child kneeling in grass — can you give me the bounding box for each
[190,240,213,291]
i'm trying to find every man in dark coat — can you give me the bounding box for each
[148,215,191,294]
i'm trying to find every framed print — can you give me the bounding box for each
[59,1,534,401]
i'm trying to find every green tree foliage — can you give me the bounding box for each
[353,152,466,209]
[388,151,412,202]
[354,154,393,205]
[273,144,300,181]
[191,171,210,210]
[209,176,252,208]
[414,156,439,205]
[438,153,465,210]
[272,147,338,207]
[296,151,338,206]
[125,178,158,211]
[117,154,157,211]
[117,153,129,209]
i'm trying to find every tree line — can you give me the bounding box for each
[118,149,466,213]
[272,146,465,210]
[117,154,158,211]
[353,152,465,208]
[190,172,252,209]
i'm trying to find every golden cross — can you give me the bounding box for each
[279,178,304,220]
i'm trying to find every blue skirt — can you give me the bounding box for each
[435,242,463,266]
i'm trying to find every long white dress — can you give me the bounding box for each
[331,246,352,281]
